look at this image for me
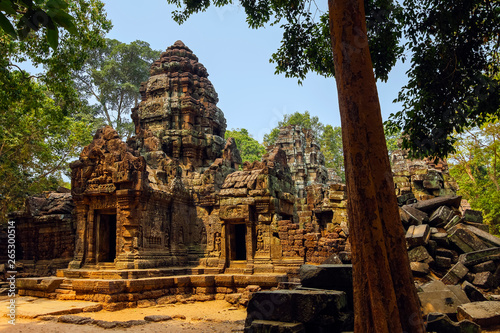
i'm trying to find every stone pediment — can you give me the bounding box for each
[70,126,147,196]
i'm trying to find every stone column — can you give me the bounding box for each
[68,201,88,269]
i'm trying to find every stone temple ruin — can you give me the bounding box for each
[3,41,500,331]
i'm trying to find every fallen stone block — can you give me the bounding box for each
[471,260,496,273]
[436,248,456,258]
[464,222,489,232]
[408,246,433,263]
[58,315,95,325]
[441,262,469,285]
[245,290,350,333]
[410,262,430,276]
[408,196,462,213]
[244,320,305,333]
[401,205,428,225]
[435,256,452,269]
[472,271,496,289]
[406,224,430,248]
[429,206,454,227]
[463,210,483,224]
[459,247,500,266]
[144,315,172,322]
[457,301,500,327]
[397,193,417,206]
[426,313,480,333]
[462,281,487,302]
[449,226,489,253]
[431,233,449,247]
[444,215,463,231]
[419,281,470,316]
[461,224,500,248]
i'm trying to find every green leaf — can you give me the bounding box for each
[46,0,68,10]
[0,0,18,15]
[47,24,58,50]
[46,8,77,35]
[0,12,17,38]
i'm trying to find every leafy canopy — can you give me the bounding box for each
[0,0,110,222]
[449,121,500,234]
[74,38,161,138]
[225,128,266,164]
[167,0,500,159]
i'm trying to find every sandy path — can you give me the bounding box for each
[0,300,246,333]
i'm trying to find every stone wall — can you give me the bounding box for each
[4,189,75,277]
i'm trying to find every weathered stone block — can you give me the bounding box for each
[419,280,470,316]
[244,320,305,333]
[463,210,483,224]
[426,313,480,333]
[459,247,500,266]
[471,260,496,273]
[245,290,350,333]
[435,256,452,269]
[400,205,428,225]
[449,226,489,253]
[472,271,496,289]
[429,206,454,227]
[406,224,431,248]
[461,224,500,248]
[441,262,469,285]
[461,281,487,302]
[444,215,463,231]
[408,196,462,213]
[457,301,500,327]
[408,246,432,263]
[410,262,430,276]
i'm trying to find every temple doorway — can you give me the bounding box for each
[96,211,117,263]
[228,223,247,262]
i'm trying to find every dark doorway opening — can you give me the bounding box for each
[234,224,246,260]
[97,213,117,263]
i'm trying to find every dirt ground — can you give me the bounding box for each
[0,300,247,333]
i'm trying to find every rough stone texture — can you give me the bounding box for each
[245,290,351,333]
[457,301,500,327]
[3,189,75,277]
[418,280,470,316]
[461,281,487,302]
[441,263,469,285]
[144,315,172,322]
[426,313,480,333]
[391,148,457,201]
[244,320,305,333]
[472,271,496,289]
[406,224,430,248]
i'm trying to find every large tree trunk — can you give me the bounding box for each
[327,0,425,332]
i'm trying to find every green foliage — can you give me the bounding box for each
[0,0,78,49]
[0,0,110,222]
[263,111,344,181]
[225,128,265,164]
[0,73,95,222]
[167,0,500,159]
[449,121,500,234]
[167,0,402,83]
[387,0,500,158]
[384,122,401,159]
[74,38,161,138]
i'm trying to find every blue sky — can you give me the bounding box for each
[103,0,410,142]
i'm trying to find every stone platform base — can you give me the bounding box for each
[17,269,289,311]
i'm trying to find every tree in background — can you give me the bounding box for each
[74,38,161,138]
[263,111,344,181]
[225,128,266,164]
[450,121,500,234]
[0,0,111,222]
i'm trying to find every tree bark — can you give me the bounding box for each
[327,0,425,332]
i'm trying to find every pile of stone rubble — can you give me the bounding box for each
[402,194,500,331]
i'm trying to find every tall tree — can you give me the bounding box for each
[450,121,500,234]
[0,0,111,222]
[166,0,499,331]
[74,38,161,138]
[225,128,266,163]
